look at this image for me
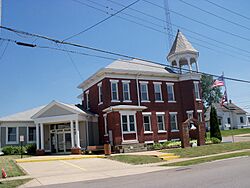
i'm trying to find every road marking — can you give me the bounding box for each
[60,160,87,171]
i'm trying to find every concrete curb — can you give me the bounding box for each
[16,155,106,163]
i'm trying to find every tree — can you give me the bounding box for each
[201,75,222,108]
[210,105,222,141]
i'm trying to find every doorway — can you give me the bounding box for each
[50,124,72,154]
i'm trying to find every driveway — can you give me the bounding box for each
[222,133,250,142]
[19,158,170,187]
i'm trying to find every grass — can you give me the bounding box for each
[0,178,32,188]
[109,155,162,165]
[162,151,250,166]
[206,128,250,137]
[0,155,27,177]
[164,141,250,158]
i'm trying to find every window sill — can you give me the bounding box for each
[168,101,176,103]
[196,99,202,102]
[104,134,108,137]
[158,130,167,133]
[123,131,136,134]
[123,100,132,103]
[141,100,150,103]
[171,130,179,132]
[155,101,164,103]
[98,102,103,106]
[111,100,120,103]
[144,131,153,134]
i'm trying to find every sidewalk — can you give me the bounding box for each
[0,175,31,182]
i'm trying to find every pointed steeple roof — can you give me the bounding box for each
[167,30,198,59]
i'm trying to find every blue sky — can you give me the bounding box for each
[1,0,250,117]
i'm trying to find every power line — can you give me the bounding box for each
[204,0,250,21]
[178,0,250,31]
[106,0,250,57]
[143,0,250,43]
[63,0,140,41]
[1,36,250,85]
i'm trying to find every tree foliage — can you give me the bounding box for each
[210,105,222,141]
[201,75,222,108]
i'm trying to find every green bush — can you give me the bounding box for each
[2,144,36,155]
[210,137,221,144]
[210,106,222,141]
[152,143,163,150]
[25,144,36,154]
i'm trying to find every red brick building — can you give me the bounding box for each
[78,31,204,150]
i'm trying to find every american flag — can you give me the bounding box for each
[220,91,228,106]
[212,75,225,88]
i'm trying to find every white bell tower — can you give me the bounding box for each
[167,30,199,74]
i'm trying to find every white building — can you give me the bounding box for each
[205,101,248,130]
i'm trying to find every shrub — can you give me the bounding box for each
[25,144,36,155]
[210,105,222,141]
[210,137,221,144]
[152,143,163,150]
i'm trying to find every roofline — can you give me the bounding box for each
[77,67,179,91]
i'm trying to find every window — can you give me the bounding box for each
[111,80,119,101]
[28,127,36,143]
[166,83,175,102]
[7,127,18,144]
[248,117,250,124]
[98,82,103,104]
[218,118,222,125]
[143,114,151,132]
[104,115,108,135]
[140,82,149,101]
[85,90,90,110]
[122,81,131,101]
[197,110,203,122]
[194,81,201,100]
[240,116,244,124]
[154,83,162,102]
[227,117,231,124]
[186,111,193,120]
[121,114,136,132]
[157,114,165,131]
[170,113,178,131]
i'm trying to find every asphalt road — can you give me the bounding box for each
[37,157,250,188]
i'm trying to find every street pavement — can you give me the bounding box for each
[34,156,250,188]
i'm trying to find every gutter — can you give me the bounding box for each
[136,73,141,106]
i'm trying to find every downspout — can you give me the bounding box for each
[0,123,2,150]
[136,73,141,106]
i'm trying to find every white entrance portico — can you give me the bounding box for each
[31,101,98,154]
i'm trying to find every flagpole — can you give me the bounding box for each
[222,72,229,105]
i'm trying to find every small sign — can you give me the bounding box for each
[20,135,24,142]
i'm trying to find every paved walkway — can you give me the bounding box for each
[222,134,250,143]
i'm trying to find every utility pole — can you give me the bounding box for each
[164,0,174,49]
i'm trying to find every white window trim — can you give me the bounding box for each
[85,90,90,110]
[6,126,19,144]
[159,139,168,143]
[144,140,154,144]
[154,82,163,102]
[169,112,179,132]
[122,81,131,102]
[197,110,202,113]
[142,112,152,115]
[143,114,152,133]
[103,114,108,136]
[110,80,119,102]
[139,81,149,84]
[156,113,166,132]
[140,82,149,102]
[27,126,36,144]
[120,112,137,134]
[193,81,201,100]
[98,82,103,105]
[166,83,176,102]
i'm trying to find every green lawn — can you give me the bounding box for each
[109,155,162,165]
[164,141,250,158]
[0,156,26,177]
[206,128,250,137]
[0,178,32,188]
[162,151,250,166]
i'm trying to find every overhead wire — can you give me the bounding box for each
[1,36,250,85]
[204,0,250,21]
[63,0,140,41]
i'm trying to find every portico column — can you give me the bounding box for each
[36,123,40,150]
[188,58,192,72]
[195,61,199,72]
[70,120,75,148]
[75,120,80,148]
[40,123,44,150]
